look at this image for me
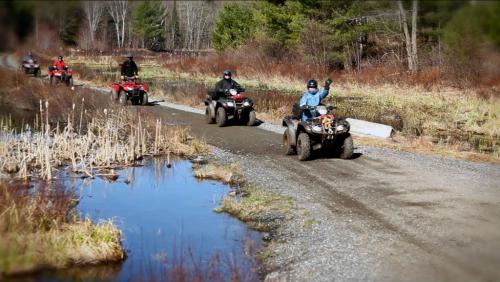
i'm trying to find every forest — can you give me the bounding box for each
[1,0,499,90]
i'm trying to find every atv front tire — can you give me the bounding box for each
[216,107,227,127]
[110,89,120,102]
[49,75,54,86]
[205,107,215,124]
[283,128,296,155]
[297,132,311,161]
[247,110,256,126]
[141,92,148,105]
[339,134,353,159]
[119,92,128,105]
[66,77,73,87]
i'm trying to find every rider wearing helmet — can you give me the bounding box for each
[214,70,244,96]
[121,54,138,80]
[299,78,333,122]
[53,56,68,70]
[22,51,36,63]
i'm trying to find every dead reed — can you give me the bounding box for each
[0,100,207,180]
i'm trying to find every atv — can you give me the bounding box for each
[282,104,353,161]
[20,59,41,77]
[204,88,256,127]
[48,66,73,86]
[110,76,149,106]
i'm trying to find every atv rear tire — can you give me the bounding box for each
[110,89,120,102]
[205,107,215,124]
[283,128,296,155]
[119,92,128,105]
[34,69,40,77]
[247,110,256,126]
[49,75,54,86]
[339,134,353,159]
[216,107,227,127]
[141,92,148,105]
[297,132,311,161]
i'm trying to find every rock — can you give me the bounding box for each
[190,156,208,165]
[228,191,237,197]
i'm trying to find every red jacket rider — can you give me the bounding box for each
[53,56,68,70]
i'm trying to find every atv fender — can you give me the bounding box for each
[112,84,121,92]
[282,118,298,147]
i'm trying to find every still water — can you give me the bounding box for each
[13,158,261,282]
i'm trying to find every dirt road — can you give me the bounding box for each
[3,53,500,281]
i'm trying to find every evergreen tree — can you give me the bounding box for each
[131,1,166,51]
[211,3,255,51]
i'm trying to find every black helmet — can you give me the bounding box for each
[58,55,63,60]
[307,79,318,89]
[223,70,231,77]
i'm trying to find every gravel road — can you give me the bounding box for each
[146,105,500,282]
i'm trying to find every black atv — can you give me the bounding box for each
[204,88,256,127]
[282,104,353,161]
[20,58,41,77]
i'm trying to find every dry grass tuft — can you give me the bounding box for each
[0,182,124,277]
[192,162,241,184]
[215,186,294,231]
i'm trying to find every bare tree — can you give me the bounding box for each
[83,1,104,48]
[411,0,418,71]
[398,0,418,72]
[178,1,217,50]
[107,0,128,48]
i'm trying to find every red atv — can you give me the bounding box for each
[110,76,149,106]
[48,66,73,86]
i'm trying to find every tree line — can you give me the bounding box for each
[1,0,499,82]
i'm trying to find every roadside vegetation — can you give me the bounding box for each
[0,63,207,276]
[0,181,124,277]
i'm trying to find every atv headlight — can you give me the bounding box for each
[226,102,234,107]
[125,87,133,91]
[312,125,322,133]
[243,101,250,107]
[336,125,345,132]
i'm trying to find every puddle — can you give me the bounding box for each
[7,158,262,281]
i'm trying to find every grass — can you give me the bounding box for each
[214,185,294,232]
[0,181,124,277]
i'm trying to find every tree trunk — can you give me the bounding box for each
[398,0,413,72]
[411,0,418,71]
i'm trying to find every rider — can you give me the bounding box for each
[299,79,333,122]
[22,51,36,63]
[214,70,244,96]
[52,56,68,70]
[121,54,138,81]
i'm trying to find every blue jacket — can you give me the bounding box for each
[299,89,329,121]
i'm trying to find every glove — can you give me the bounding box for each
[324,78,333,89]
[120,75,124,80]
